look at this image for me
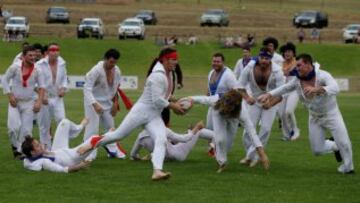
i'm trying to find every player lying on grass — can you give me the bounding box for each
[130,121,214,162]
[21,118,101,173]
[181,89,270,172]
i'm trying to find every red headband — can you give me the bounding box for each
[161,52,178,60]
[48,47,60,52]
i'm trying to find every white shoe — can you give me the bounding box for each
[337,164,354,174]
[105,143,126,159]
[290,129,300,141]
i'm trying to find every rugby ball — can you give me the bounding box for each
[177,97,193,112]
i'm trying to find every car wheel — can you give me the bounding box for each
[138,35,145,40]
[119,35,124,40]
[200,23,205,27]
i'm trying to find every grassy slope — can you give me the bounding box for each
[1,38,360,77]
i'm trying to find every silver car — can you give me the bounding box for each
[4,16,29,38]
[200,9,229,27]
[342,24,360,43]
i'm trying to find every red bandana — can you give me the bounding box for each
[48,47,60,52]
[160,52,178,60]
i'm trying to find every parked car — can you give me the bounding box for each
[118,18,145,40]
[77,18,104,39]
[342,24,360,43]
[46,6,70,24]
[4,16,29,38]
[200,9,229,27]
[135,10,157,25]
[293,10,328,28]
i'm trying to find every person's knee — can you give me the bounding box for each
[285,109,293,117]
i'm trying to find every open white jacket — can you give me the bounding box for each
[83,61,121,110]
[2,61,45,100]
[137,61,171,111]
[36,56,68,98]
[269,68,340,116]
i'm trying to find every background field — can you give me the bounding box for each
[0,0,360,202]
[0,37,360,202]
[1,0,360,41]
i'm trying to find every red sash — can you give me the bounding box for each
[21,62,35,87]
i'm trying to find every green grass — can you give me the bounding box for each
[0,90,359,202]
[0,38,360,202]
[1,38,360,77]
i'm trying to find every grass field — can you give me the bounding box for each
[0,90,359,202]
[1,38,360,78]
[0,38,360,202]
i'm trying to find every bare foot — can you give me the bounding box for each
[257,147,270,170]
[239,157,251,165]
[216,164,226,173]
[141,154,152,161]
[80,118,89,127]
[152,170,171,181]
[192,121,204,134]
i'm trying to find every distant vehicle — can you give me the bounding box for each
[342,24,360,43]
[4,16,29,38]
[77,18,104,39]
[135,10,157,25]
[293,10,328,28]
[118,18,145,40]
[200,9,229,27]
[46,6,70,24]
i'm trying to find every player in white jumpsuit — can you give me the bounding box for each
[2,46,45,158]
[238,49,285,166]
[93,48,185,180]
[130,121,213,162]
[278,42,300,141]
[22,118,95,173]
[186,89,269,172]
[233,47,253,80]
[206,53,238,130]
[36,43,68,149]
[83,49,126,161]
[258,54,354,174]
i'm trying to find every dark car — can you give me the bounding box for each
[293,10,328,28]
[135,10,157,25]
[46,6,70,24]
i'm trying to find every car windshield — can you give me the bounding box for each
[138,10,152,16]
[301,12,316,17]
[205,10,223,15]
[7,19,25,24]
[50,7,67,13]
[347,25,360,30]
[82,20,98,25]
[123,21,140,26]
